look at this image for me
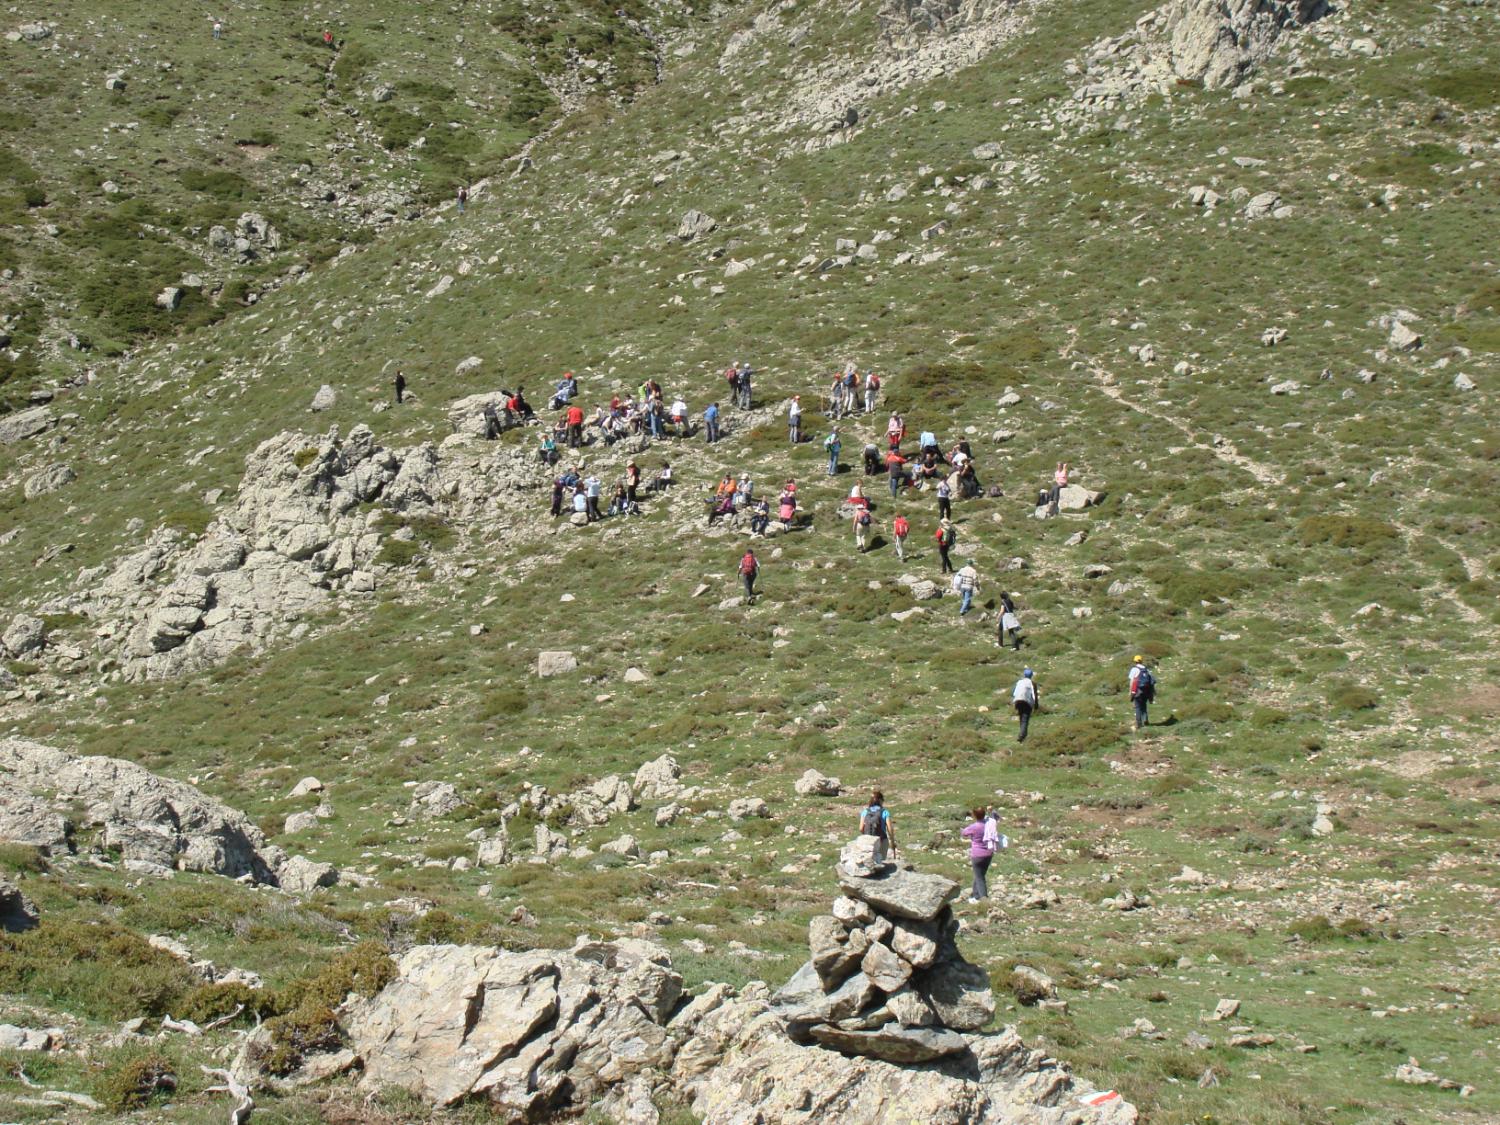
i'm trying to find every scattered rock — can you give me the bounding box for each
[677,210,718,242]
[795,769,843,796]
[1389,322,1421,351]
[278,855,338,894]
[537,650,578,678]
[728,797,770,820]
[310,384,337,412]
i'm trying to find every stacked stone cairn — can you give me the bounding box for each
[771,834,996,1064]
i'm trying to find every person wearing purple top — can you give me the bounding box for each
[961,807,996,903]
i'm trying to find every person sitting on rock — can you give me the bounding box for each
[750,497,771,536]
[538,432,559,466]
[550,371,578,410]
[509,386,535,422]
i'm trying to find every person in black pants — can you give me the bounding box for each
[1012,668,1038,742]
[937,478,952,521]
[394,370,406,404]
[936,519,955,574]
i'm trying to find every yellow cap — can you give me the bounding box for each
[1133,654,1144,663]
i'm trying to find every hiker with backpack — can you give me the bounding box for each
[886,412,905,451]
[853,505,873,553]
[859,790,896,861]
[863,371,881,414]
[886,449,908,498]
[935,518,956,574]
[961,807,996,902]
[737,361,753,409]
[740,548,759,602]
[824,430,841,476]
[953,559,979,616]
[1012,668,1038,742]
[892,513,909,560]
[1129,655,1155,730]
[999,592,1022,650]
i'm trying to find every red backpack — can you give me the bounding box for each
[740,553,757,575]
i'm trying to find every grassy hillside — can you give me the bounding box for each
[1,0,1498,1121]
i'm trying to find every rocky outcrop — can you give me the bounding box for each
[26,421,547,681]
[343,938,683,1111]
[1165,0,1331,89]
[272,851,1132,1121]
[1072,0,1332,108]
[0,737,329,890]
[0,405,55,445]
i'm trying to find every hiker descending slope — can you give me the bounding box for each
[740,548,760,602]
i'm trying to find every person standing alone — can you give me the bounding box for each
[740,548,759,602]
[953,558,979,616]
[393,370,406,405]
[1128,655,1155,730]
[892,513,909,560]
[962,808,995,903]
[1012,667,1038,742]
[935,518,956,574]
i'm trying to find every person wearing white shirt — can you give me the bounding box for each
[1011,668,1038,742]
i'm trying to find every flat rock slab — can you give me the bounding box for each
[810,1023,969,1064]
[839,866,959,922]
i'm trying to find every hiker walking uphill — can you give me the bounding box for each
[859,790,897,861]
[1128,655,1156,730]
[961,808,996,902]
[739,548,759,602]
[853,504,873,553]
[787,396,803,444]
[704,401,722,444]
[892,513,909,560]
[824,429,841,476]
[393,370,406,405]
[863,371,881,414]
[1011,668,1038,742]
[935,518,956,574]
[953,559,979,616]
[999,591,1023,650]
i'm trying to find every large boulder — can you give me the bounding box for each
[23,463,75,500]
[343,940,681,1112]
[839,863,960,922]
[0,406,55,445]
[676,210,718,242]
[0,737,307,885]
[1054,484,1104,511]
[1,615,46,657]
[536,650,578,678]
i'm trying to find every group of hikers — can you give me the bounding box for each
[856,790,1008,904]
[462,361,1160,746]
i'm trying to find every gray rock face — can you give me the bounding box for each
[839,862,960,922]
[0,737,325,890]
[1165,0,1331,90]
[0,406,55,445]
[2,614,46,657]
[278,855,338,893]
[810,1023,968,1063]
[537,650,577,678]
[342,939,682,1111]
[23,463,75,500]
[310,384,337,412]
[0,878,39,931]
[61,423,545,682]
[677,209,718,242]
